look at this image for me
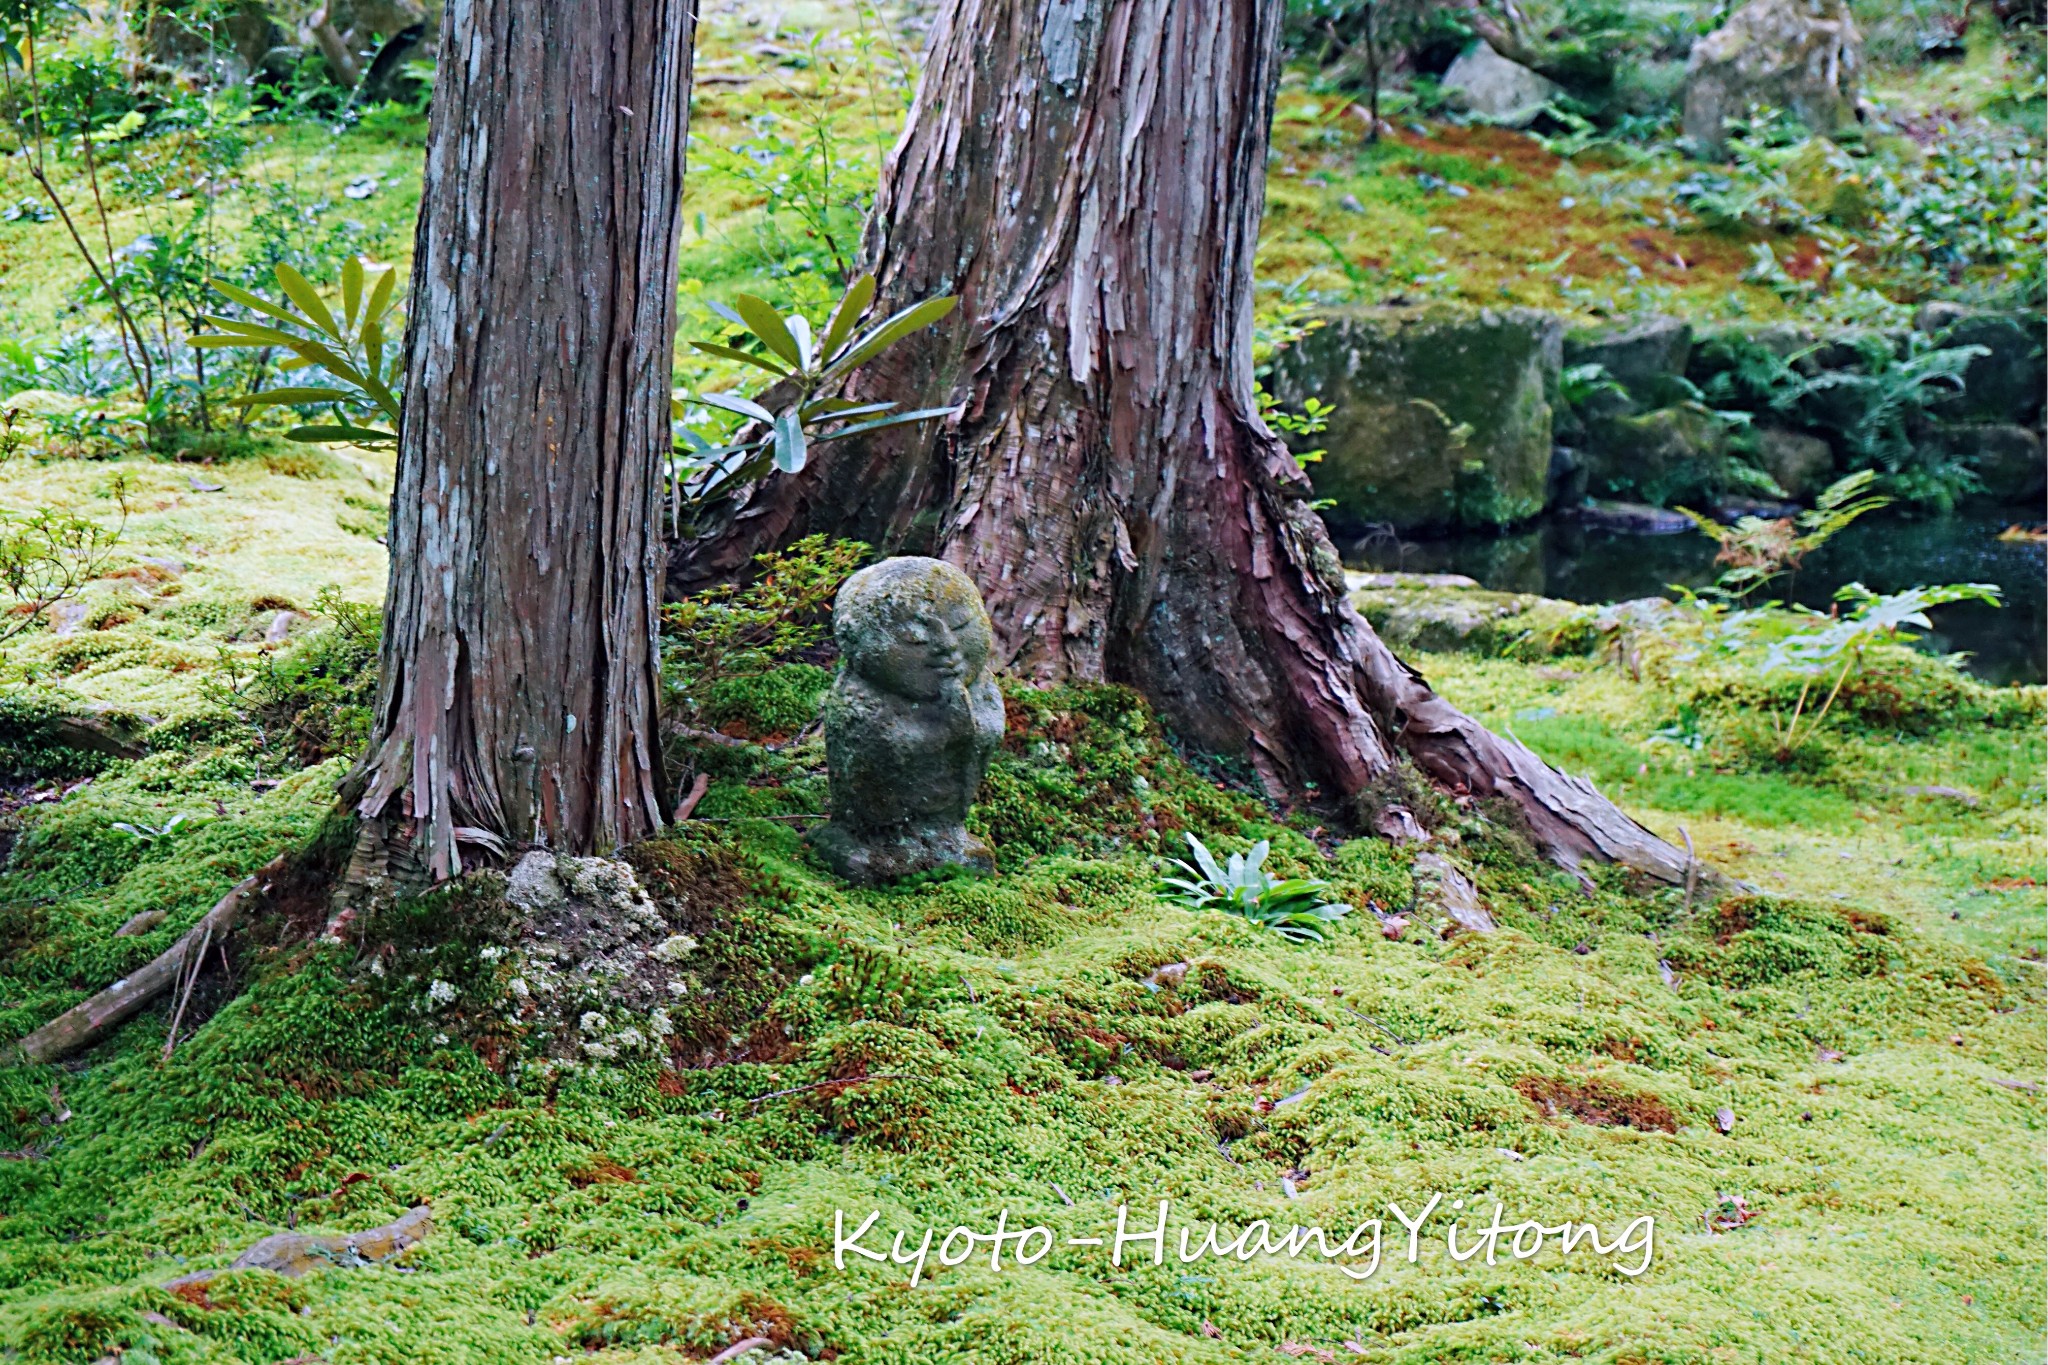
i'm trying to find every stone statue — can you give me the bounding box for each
[811,557,1006,884]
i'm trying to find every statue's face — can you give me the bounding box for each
[860,597,992,702]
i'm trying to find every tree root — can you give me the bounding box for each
[4,854,289,1067]
[163,1205,433,1293]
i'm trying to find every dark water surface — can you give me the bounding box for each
[1345,504,2047,685]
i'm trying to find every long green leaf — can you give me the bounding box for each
[772,408,808,474]
[364,266,398,328]
[786,314,815,373]
[341,256,364,331]
[812,406,958,444]
[225,387,360,407]
[287,424,396,444]
[821,273,876,362]
[197,315,304,347]
[698,391,777,424]
[275,264,341,341]
[209,279,308,330]
[799,398,896,422]
[690,341,791,378]
[732,293,804,370]
[822,295,957,381]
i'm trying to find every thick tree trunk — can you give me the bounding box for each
[343,0,695,880]
[673,0,1687,881]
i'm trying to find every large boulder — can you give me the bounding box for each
[1938,424,2046,502]
[1915,303,2046,427]
[1582,405,1730,507]
[1682,0,1863,157]
[1754,426,1836,498]
[1566,315,1695,413]
[1266,304,1563,534]
[1441,44,1563,128]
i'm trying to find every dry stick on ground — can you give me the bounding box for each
[5,855,288,1066]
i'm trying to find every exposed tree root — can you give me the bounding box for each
[4,855,289,1067]
[163,1205,433,1293]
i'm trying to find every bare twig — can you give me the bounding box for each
[707,1339,775,1365]
[6,854,287,1066]
[161,920,214,1058]
[745,1073,913,1108]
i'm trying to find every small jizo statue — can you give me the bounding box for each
[810,557,1005,884]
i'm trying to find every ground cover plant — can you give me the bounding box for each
[0,0,2042,1361]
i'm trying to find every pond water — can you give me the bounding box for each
[1343,503,2047,685]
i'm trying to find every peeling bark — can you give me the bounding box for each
[344,0,696,879]
[673,0,1685,880]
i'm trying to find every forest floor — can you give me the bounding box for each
[1,4,2045,1363]
[0,444,2042,1362]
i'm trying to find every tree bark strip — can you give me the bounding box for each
[673,0,1687,881]
[344,0,697,878]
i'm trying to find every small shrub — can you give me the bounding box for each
[1157,832,1352,944]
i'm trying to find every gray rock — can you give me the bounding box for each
[1710,497,1803,521]
[812,558,1006,885]
[1441,43,1563,128]
[1565,501,1695,534]
[1565,316,1695,412]
[1581,405,1730,507]
[1754,426,1835,498]
[1682,0,1863,157]
[1345,571,1483,591]
[1937,423,2046,501]
[1350,583,1601,659]
[1915,303,2046,426]
[1265,304,1562,533]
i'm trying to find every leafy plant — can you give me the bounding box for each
[1798,334,1988,507]
[0,481,126,643]
[1677,470,1891,601]
[672,274,958,518]
[1753,581,2003,756]
[111,811,212,844]
[1257,388,1333,468]
[1156,832,1352,944]
[1560,360,1630,410]
[192,257,404,444]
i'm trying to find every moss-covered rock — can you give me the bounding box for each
[1564,315,1694,413]
[1754,424,1836,498]
[1265,303,1561,533]
[1348,575,1607,659]
[1937,422,2046,501]
[1917,303,2048,426]
[1583,403,1731,506]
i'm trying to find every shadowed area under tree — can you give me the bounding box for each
[670,0,1690,882]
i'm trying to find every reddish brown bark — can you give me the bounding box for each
[674,0,1687,881]
[343,0,696,879]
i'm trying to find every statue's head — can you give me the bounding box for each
[834,557,995,702]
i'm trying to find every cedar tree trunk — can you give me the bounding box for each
[673,0,1686,881]
[343,0,695,881]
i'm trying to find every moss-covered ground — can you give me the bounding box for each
[0,453,2042,1360]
